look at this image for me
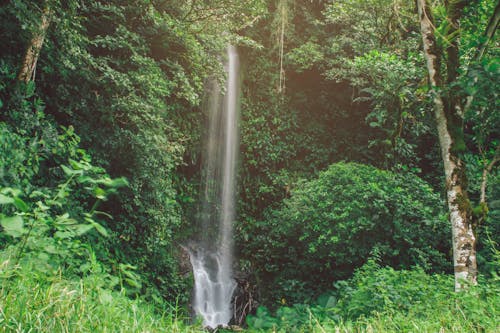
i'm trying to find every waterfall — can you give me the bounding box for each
[189,45,240,328]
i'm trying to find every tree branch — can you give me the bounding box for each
[473,0,500,62]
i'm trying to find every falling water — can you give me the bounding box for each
[189,46,240,328]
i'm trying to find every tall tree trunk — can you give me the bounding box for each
[416,0,477,290]
[18,4,51,83]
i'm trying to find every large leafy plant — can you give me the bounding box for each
[0,153,127,275]
[244,162,450,303]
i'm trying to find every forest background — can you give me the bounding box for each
[0,0,498,332]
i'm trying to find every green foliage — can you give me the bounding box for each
[0,0,246,300]
[477,171,500,275]
[246,265,500,333]
[463,58,499,157]
[323,0,418,55]
[286,41,324,72]
[332,260,449,319]
[0,263,202,333]
[1,0,499,330]
[0,120,127,275]
[341,50,431,170]
[243,162,450,303]
[236,0,442,236]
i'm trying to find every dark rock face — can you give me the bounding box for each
[231,271,259,326]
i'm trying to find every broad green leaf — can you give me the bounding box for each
[95,177,128,188]
[125,278,142,288]
[1,215,25,237]
[36,201,50,211]
[61,164,83,176]
[99,290,114,305]
[325,296,337,308]
[77,176,96,184]
[44,244,58,254]
[54,231,73,239]
[69,158,91,171]
[109,177,129,188]
[13,197,29,212]
[74,224,94,235]
[94,187,106,199]
[55,213,76,225]
[0,194,14,205]
[91,221,108,237]
[1,188,21,197]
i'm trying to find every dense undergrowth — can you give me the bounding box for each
[1,259,498,332]
[245,261,500,332]
[0,260,197,333]
[242,163,451,303]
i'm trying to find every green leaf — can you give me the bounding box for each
[13,197,29,212]
[1,215,25,237]
[54,231,73,239]
[1,188,21,197]
[44,244,58,254]
[98,289,114,305]
[94,187,107,199]
[74,224,94,236]
[325,296,337,308]
[55,213,76,225]
[61,164,83,176]
[91,221,108,237]
[36,201,50,211]
[96,177,128,188]
[94,210,113,219]
[77,176,96,184]
[109,177,129,188]
[69,158,92,171]
[0,194,14,205]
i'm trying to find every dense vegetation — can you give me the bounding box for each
[1,0,498,332]
[245,163,451,303]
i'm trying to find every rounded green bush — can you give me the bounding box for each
[247,162,451,302]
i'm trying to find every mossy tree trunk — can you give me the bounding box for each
[416,0,477,290]
[18,3,51,83]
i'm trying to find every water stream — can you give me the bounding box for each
[189,45,240,328]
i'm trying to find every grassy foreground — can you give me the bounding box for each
[0,263,201,332]
[1,263,498,333]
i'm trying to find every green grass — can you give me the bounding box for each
[1,260,498,332]
[0,265,203,332]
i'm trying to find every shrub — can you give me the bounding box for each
[332,260,452,319]
[246,265,500,333]
[247,162,450,302]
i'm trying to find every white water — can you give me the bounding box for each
[189,46,240,328]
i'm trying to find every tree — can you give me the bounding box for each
[416,0,499,289]
[17,2,51,83]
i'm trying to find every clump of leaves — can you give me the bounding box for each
[246,263,500,333]
[247,162,450,303]
[0,154,127,275]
